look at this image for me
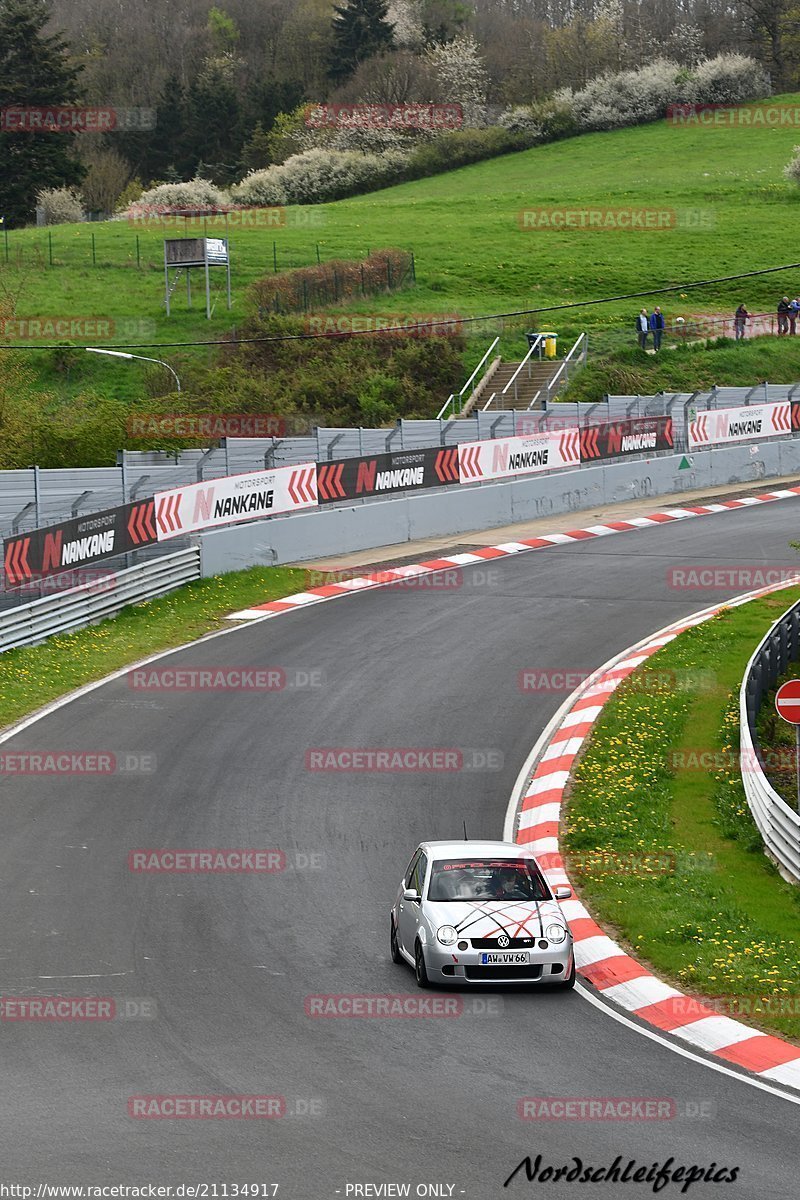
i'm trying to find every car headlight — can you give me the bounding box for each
[546,923,567,944]
[436,925,457,946]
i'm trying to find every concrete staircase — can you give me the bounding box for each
[463,358,565,414]
[449,332,588,418]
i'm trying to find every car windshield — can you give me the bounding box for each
[427,858,550,902]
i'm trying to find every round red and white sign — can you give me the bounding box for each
[775,679,800,725]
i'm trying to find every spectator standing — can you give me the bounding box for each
[649,306,665,351]
[636,309,649,349]
[734,304,749,340]
[790,298,800,336]
[778,297,791,336]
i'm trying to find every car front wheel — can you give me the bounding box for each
[390,918,402,964]
[414,940,430,989]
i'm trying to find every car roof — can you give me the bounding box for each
[418,840,536,859]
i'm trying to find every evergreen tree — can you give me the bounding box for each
[185,59,243,183]
[329,0,395,85]
[136,73,191,184]
[241,121,272,171]
[248,78,306,137]
[419,0,471,47]
[0,0,84,226]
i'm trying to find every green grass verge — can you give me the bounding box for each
[560,337,800,404]
[0,565,309,730]
[563,587,800,1042]
[4,94,800,408]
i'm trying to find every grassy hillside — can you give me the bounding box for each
[3,96,800,411]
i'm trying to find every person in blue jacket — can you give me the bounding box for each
[649,306,665,351]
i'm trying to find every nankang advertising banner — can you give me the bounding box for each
[580,416,673,462]
[3,498,157,589]
[154,463,317,540]
[688,402,791,450]
[459,430,580,483]
[316,446,459,503]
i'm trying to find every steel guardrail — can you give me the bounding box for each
[0,547,200,653]
[740,596,800,881]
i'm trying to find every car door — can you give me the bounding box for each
[398,850,427,953]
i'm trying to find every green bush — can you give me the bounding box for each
[406,127,533,178]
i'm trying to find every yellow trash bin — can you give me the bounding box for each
[542,332,558,359]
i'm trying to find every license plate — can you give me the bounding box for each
[481,951,530,965]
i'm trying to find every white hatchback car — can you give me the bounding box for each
[391,840,574,988]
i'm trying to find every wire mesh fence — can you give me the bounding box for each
[0,225,358,274]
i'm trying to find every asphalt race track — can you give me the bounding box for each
[2,501,800,1198]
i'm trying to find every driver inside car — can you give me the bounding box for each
[487,866,527,900]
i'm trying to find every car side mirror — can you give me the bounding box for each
[403,888,420,902]
[554,886,572,900]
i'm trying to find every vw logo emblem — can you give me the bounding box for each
[497,934,510,948]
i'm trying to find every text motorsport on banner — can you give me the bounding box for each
[317,446,459,503]
[155,463,317,540]
[459,430,580,483]
[3,499,157,589]
[689,401,794,450]
[580,415,673,461]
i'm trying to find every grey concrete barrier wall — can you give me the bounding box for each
[197,440,800,576]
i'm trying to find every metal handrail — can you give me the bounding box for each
[482,336,543,411]
[504,336,542,394]
[563,331,587,366]
[437,337,500,419]
[543,332,586,401]
[437,394,456,421]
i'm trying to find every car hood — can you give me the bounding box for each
[423,898,568,937]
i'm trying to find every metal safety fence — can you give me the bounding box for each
[0,547,200,652]
[741,598,800,881]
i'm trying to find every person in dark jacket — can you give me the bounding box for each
[734,304,749,340]
[778,297,791,335]
[649,307,665,350]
